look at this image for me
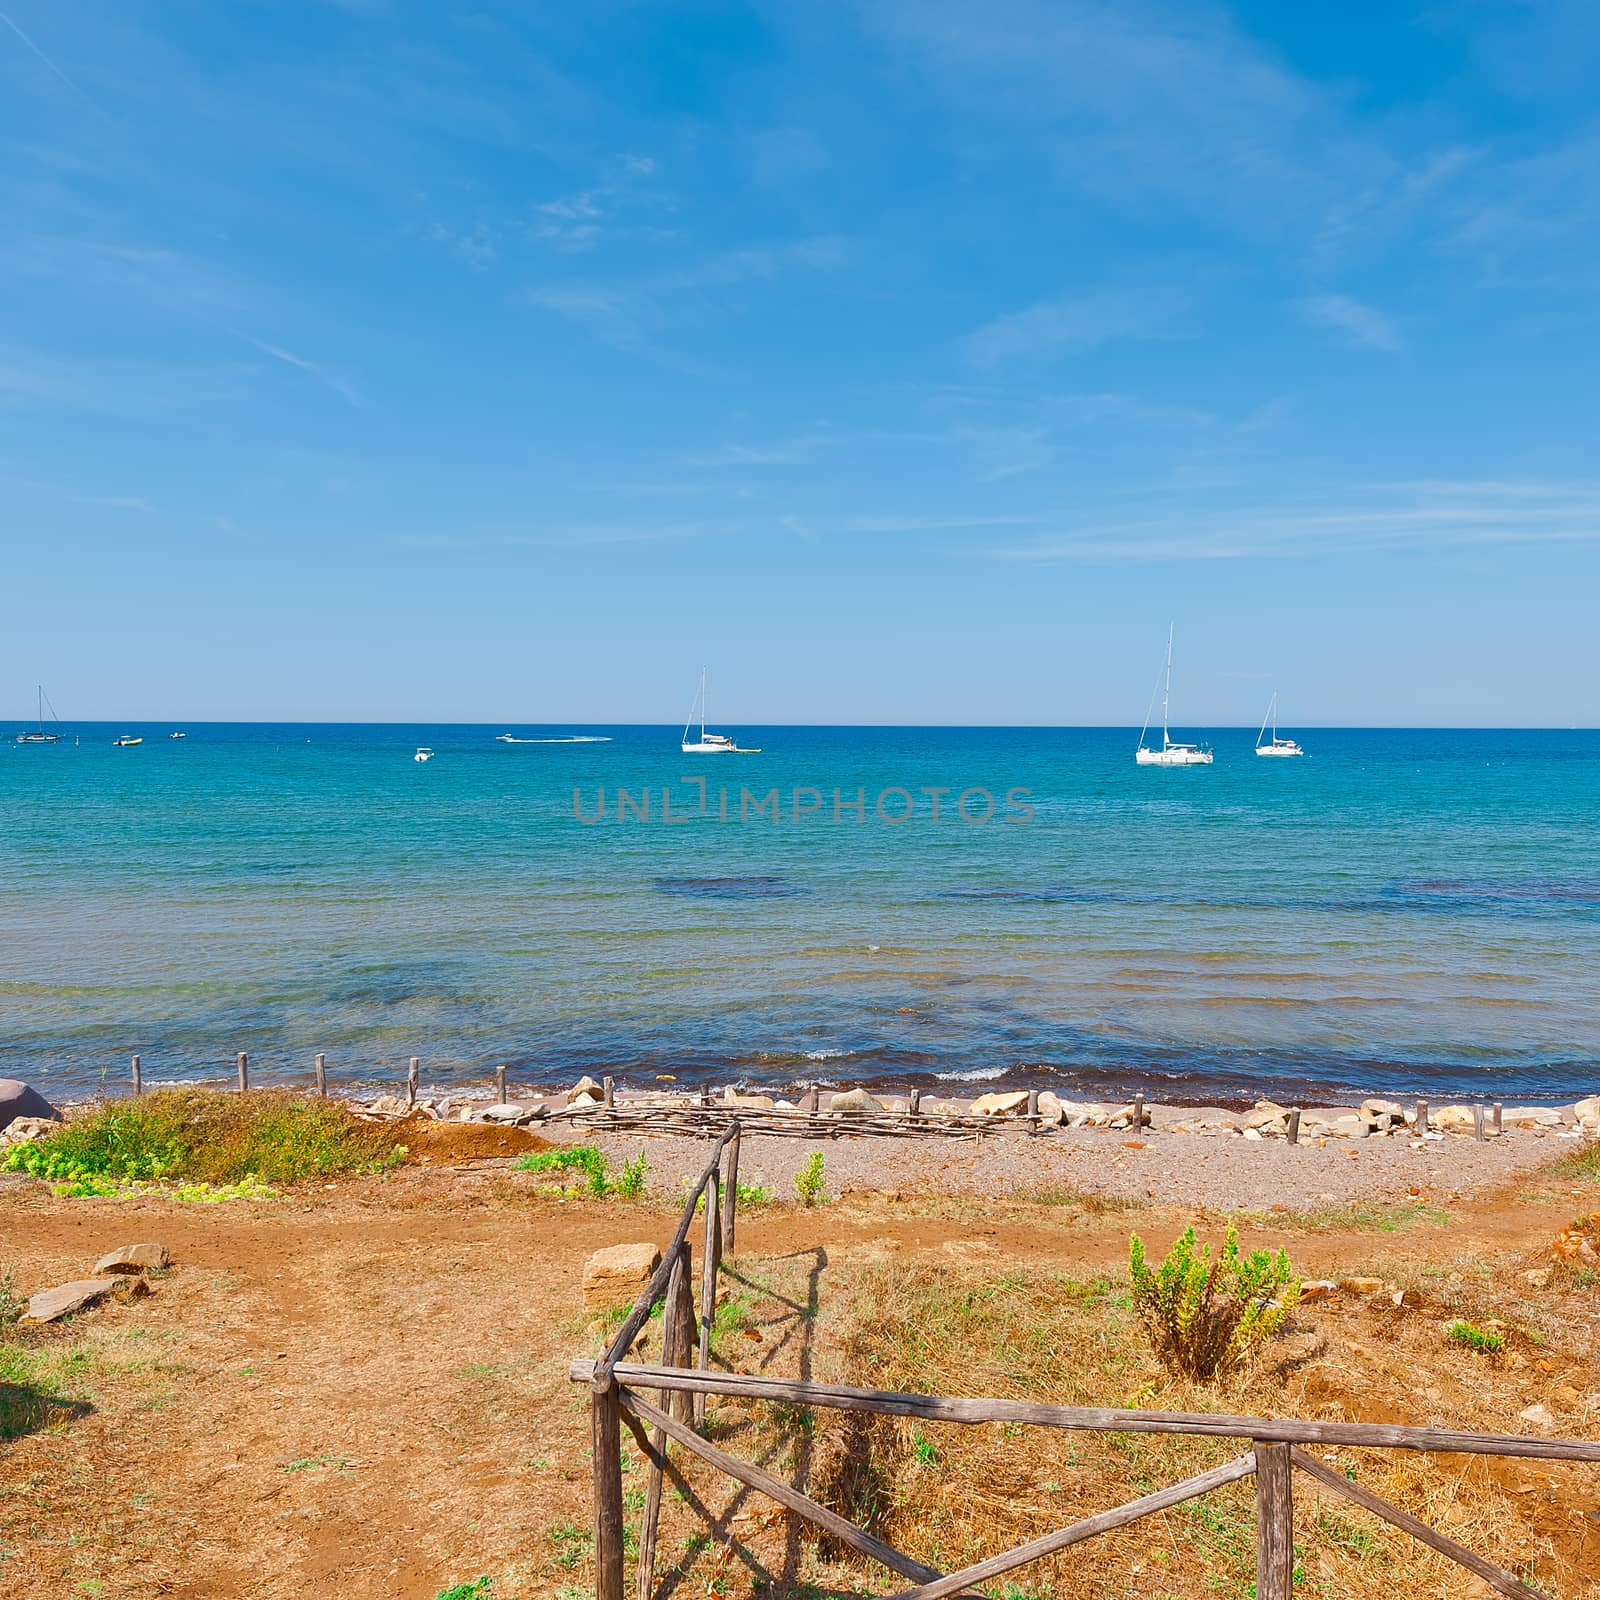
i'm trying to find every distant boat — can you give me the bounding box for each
[15,685,63,744]
[681,668,760,754]
[1135,625,1212,767]
[168,731,186,740]
[414,746,433,763]
[1255,693,1304,758]
[112,735,143,747]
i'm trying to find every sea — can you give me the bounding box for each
[3,724,1597,1106]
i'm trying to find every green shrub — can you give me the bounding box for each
[0,1267,22,1325]
[434,1579,493,1600]
[1447,1319,1505,1354]
[1128,1224,1299,1382]
[736,1178,774,1205]
[515,1143,646,1199]
[0,1090,400,1192]
[796,1151,827,1207]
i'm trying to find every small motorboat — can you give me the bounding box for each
[168,731,186,740]
[414,746,433,763]
[112,735,143,747]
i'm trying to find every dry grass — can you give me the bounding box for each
[639,1247,1600,1600]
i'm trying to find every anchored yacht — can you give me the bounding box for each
[1135,626,1213,767]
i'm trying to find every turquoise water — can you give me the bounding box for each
[3,724,1597,1104]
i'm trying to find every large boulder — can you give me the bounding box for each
[567,1076,604,1106]
[583,1243,661,1309]
[829,1088,885,1115]
[1035,1091,1065,1129]
[970,1091,1030,1117]
[0,1079,60,1136]
[722,1087,775,1110]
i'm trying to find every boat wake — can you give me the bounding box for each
[496,735,613,744]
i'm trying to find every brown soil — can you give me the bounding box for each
[1,1141,1597,1599]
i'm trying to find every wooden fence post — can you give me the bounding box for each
[1474,1104,1486,1142]
[908,1086,921,1122]
[496,1064,507,1104]
[604,1075,616,1107]
[1286,1108,1300,1145]
[131,1054,142,1096]
[314,1053,326,1097]
[592,1377,626,1600]
[407,1057,419,1108]
[696,1175,721,1428]
[1254,1441,1294,1599]
[1493,1102,1503,1136]
[1415,1099,1428,1136]
[722,1125,741,1257]
[236,1052,248,1092]
[1027,1089,1039,1132]
[1133,1092,1146,1132]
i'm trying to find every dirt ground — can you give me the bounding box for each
[2,1129,1598,1599]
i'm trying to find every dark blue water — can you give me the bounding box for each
[2,724,1597,1104]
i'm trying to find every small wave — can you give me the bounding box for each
[932,1064,1008,1082]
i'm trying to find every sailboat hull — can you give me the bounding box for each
[1136,746,1213,766]
[1255,743,1304,757]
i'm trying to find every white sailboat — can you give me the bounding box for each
[1135,625,1213,766]
[1255,693,1304,757]
[16,685,63,744]
[681,668,760,754]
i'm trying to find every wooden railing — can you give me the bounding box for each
[571,1119,1600,1600]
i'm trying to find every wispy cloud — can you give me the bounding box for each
[1299,293,1403,352]
[984,479,1600,562]
[246,337,364,406]
[527,235,851,351]
[0,8,99,111]
[964,282,1192,367]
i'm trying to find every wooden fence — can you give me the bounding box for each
[571,1118,1600,1600]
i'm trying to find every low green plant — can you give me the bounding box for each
[736,1178,775,1205]
[434,1579,493,1600]
[1447,1319,1505,1354]
[1128,1223,1299,1382]
[1,1090,401,1191]
[796,1151,827,1207]
[614,1149,648,1199]
[515,1144,648,1199]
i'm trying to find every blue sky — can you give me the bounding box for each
[2,1,1598,726]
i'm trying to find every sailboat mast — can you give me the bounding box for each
[700,667,707,742]
[1162,624,1173,747]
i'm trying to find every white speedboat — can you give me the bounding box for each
[168,731,186,740]
[1135,626,1212,766]
[1255,693,1304,757]
[112,735,143,747]
[681,668,760,753]
[414,746,433,763]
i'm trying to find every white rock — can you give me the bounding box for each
[1035,1091,1065,1129]
[1502,1107,1562,1129]
[479,1102,531,1122]
[970,1091,1030,1117]
[722,1088,775,1109]
[567,1076,603,1105]
[1518,1403,1555,1431]
[829,1088,885,1115]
